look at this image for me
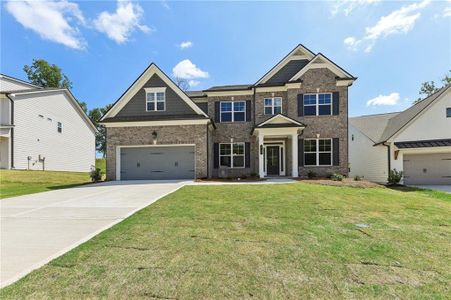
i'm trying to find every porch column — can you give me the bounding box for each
[258,133,265,178]
[291,133,299,177]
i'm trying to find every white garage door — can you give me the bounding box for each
[403,153,451,185]
[120,146,195,180]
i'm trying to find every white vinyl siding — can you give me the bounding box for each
[12,91,95,172]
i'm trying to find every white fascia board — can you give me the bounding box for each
[289,54,354,81]
[101,119,211,127]
[255,44,315,85]
[102,64,208,120]
[258,114,303,127]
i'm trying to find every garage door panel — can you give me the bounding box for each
[120,146,195,180]
[403,153,451,185]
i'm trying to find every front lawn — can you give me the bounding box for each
[0,170,91,199]
[1,183,450,298]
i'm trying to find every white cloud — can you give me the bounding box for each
[172,59,209,79]
[344,0,431,52]
[94,0,151,44]
[188,80,200,87]
[331,0,380,16]
[366,92,400,106]
[444,0,451,17]
[5,0,86,49]
[178,41,193,49]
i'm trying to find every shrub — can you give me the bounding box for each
[90,167,103,182]
[354,175,363,181]
[307,170,316,179]
[250,172,257,177]
[330,173,344,181]
[387,169,403,185]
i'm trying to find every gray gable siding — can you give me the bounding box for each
[116,74,198,117]
[266,59,309,84]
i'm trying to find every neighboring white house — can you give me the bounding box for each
[0,74,96,172]
[349,85,451,184]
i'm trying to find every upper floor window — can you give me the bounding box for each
[447,107,451,118]
[304,138,332,166]
[220,143,245,168]
[220,101,245,122]
[57,122,63,133]
[145,87,166,111]
[304,93,332,116]
[264,97,282,115]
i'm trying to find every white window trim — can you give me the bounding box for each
[219,142,245,168]
[145,87,167,112]
[264,97,282,115]
[220,101,246,122]
[303,93,332,116]
[304,138,332,166]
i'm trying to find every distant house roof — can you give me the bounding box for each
[350,85,451,145]
[203,84,252,92]
[0,73,41,91]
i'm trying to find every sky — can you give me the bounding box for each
[1,0,450,117]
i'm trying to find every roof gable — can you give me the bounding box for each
[0,74,40,92]
[266,59,309,84]
[257,114,305,127]
[255,44,315,85]
[378,85,450,143]
[101,64,208,121]
[289,53,354,81]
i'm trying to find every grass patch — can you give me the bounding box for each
[0,170,91,199]
[1,183,450,298]
[95,158,106,174]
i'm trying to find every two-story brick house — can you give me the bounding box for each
[100,44,355,180]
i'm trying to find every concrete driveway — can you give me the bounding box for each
[0,180,189,288]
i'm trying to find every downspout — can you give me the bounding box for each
[6,94,14,169]
[383,142,391,175]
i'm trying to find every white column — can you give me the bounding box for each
[291,132,299,177]
[258,133,265,178]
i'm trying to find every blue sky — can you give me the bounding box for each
[1,0,450,116]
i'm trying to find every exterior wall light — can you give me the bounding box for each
[152,131,158,144]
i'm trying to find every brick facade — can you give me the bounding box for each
[106,125,208,180]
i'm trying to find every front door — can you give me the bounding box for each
[266,146,280,175]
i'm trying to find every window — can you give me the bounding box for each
[57,122,62,133]
[220,101,245,122]
[304,139,332,166]
[303,93,332,116]
[264,97,282,115]
[219,143,245,168]
[145,87,166,111]
[447,107,451,118]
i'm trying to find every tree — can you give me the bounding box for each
[24,59,73,89]
[24,59,88,113]
[88,104,112,157]
[415,70,451,104]
[175,77,189,91]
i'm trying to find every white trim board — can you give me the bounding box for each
[101,63,208,120]
[101,119,211,127]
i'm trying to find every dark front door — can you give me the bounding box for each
[266,146,280,175]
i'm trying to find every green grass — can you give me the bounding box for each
[1,183,450,299]
[95,158,106,174]
[0,170,91,199]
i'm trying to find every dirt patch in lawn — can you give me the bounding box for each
[298,178,381,188]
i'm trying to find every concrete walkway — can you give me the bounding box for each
[0,180,189,288]
[410,185,451,193]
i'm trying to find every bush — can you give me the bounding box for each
[250,172,257,177]
[387,169,403,185]
[307,170,316,179]
[90,167,103,182]
[330,173,344,181]
[354,175,363,181]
